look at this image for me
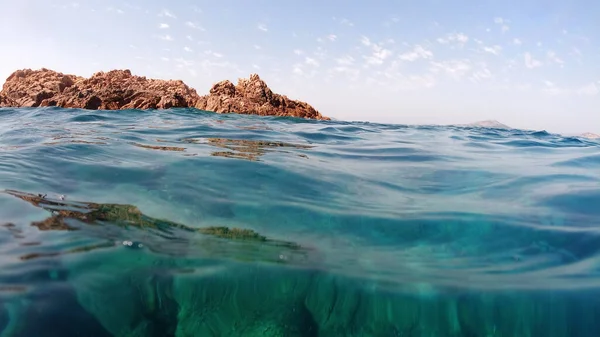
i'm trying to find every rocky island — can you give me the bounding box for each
[0,68,329,120]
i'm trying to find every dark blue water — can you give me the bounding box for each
[1,107,600,336]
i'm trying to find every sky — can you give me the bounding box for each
[0,0,598,134]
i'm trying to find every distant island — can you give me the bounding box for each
[579,132,600,139]
[0,68,329,120]
[454,120,511,129]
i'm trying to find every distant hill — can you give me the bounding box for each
[454,120,512,129]
[579,132,600,139]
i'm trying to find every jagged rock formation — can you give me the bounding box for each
[0,68,198,109]
[195,74,329,120]
[0,68,329,120]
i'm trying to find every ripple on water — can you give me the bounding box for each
[1,107,600,336]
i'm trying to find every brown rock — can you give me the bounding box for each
[0,68,329,120]
[196,73,329,120]
[0,68,81,107]
[0,68,198,110]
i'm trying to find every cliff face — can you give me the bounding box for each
[0,68,328,120]
[195,74,329,120]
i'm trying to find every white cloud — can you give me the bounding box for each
[186,35,194,41]
[437,33,469,47]
[341,18,354,26]
[327,34,337,42]
[493,17,510,32]
[254,45,261,50]
[577,82,599,96]
[107,7,124,14]
[483,45,502,55]
[174,58,194,67]
[258,24,268,32]
[360,36,371,46]
[541,81,567,95]
[546,51,564,65]
[158,9,176,18]
[161,57,170,62]
[305,57,320,67]
[470,67,493,82]
[336,55,355,66]
[185,22,205,30]
[329,66,360,81]
[513,38,522,45]
[293,66,303,75]
[524,52,542,68]
[398,45,433,61]
[430,59,472,79]
[406,74,436,88]
[184,46,193,52]
[158,34,173,41]
[360,37,393,65]
[334,17,354,27]
[293,49,304,55]
[159,23,169,29]
[365,44,392,65]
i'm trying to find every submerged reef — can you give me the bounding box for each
[2,189,600,336]
[0,68,329,120]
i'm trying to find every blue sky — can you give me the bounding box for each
[1,0,599,134]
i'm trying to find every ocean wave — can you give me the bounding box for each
[1,107,600,294]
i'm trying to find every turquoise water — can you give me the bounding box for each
[1,107,600,336]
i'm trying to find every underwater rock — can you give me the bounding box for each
[2,189,310,263]
[195,74,330,120]
[0,68,329,120]
[182,137,313,161]
[5,189,600,336]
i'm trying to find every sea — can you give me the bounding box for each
[0,107,599,337]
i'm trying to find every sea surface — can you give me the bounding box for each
[1,107,600,336]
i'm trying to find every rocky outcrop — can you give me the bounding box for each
[0,68,329,120]
[195,73,329,120]
[0,68,198,110]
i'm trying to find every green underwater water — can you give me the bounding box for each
[1,107,600,336]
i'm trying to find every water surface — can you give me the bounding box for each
[1,107,600,336]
